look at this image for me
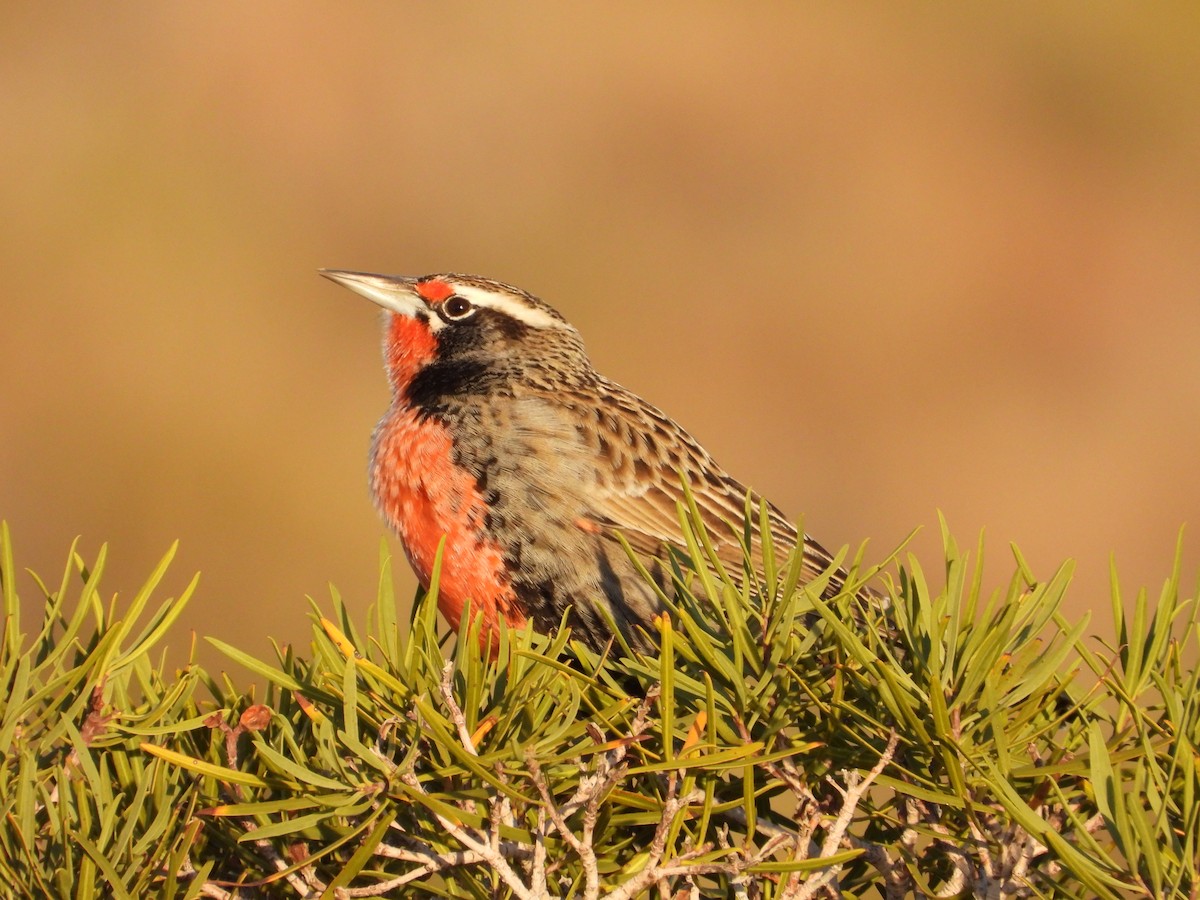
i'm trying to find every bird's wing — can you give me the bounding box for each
[555,379,843,588]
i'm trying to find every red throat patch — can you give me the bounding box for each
[384,313,437,391]
[415,279,454,303]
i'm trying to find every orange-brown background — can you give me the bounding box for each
[3,5,1198,670]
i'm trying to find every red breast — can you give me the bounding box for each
[372,308,525,643]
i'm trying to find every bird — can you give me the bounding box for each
[321,269,869,652]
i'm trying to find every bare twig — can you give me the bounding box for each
[175,858,232,899]
[398,770,536,898]
[204,816,324,897]
[371,836,534,894]
[439,661,478,755]
[528,753,604,898]
[606,773,709,900]
[530,804,550,897]
[785,730,900,900]
[846,834,911,900]
[906,797,978,897]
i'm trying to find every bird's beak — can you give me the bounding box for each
[318,269,425,316]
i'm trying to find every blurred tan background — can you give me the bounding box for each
[3,5,1198,671]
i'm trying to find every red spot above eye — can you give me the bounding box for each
[416,279,454,303]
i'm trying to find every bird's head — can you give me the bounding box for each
[320,270,591,405]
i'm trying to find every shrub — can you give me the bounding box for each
[0,515,1196,898]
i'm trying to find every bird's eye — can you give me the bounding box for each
[441,295,474,320]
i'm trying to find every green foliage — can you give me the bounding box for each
[0,524,208,898]
[0,515,1197,898]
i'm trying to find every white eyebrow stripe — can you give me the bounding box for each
[451,284,568,330]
